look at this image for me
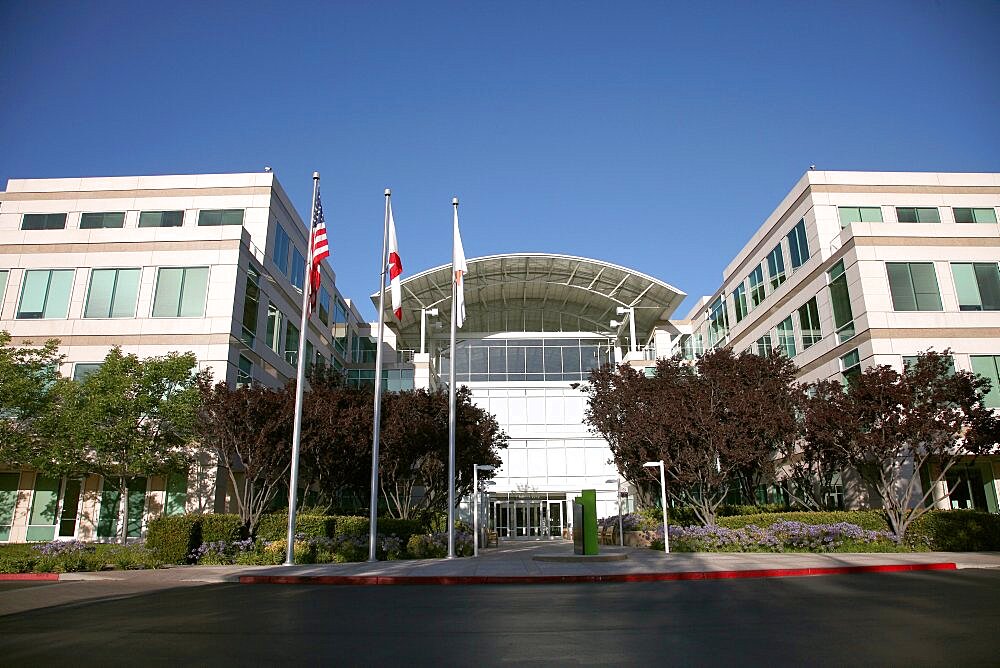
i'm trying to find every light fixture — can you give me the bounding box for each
[616,306,629,316]
[610,319,621,328]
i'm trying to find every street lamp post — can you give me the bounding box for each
[420,307,439,355]
[643,460,669,554]
[610,306,637,353]
[605,476,624,547]
[473,464,495,557]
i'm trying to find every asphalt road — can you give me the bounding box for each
[1,570,998,666]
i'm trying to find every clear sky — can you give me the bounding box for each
[2,1,998,320]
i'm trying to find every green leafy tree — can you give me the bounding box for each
[804,350,1000,540]
[43,348,205,543]
[0,331,63,466]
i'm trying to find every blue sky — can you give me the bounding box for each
[2,1,998,320]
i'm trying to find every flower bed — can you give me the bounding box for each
[645,521,903,553]
[0,541,164,574]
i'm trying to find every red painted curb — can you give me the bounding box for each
[0,573,60,581]
[238,562,957,586]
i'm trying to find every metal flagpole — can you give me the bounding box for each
[368,189,391,561]
[446,197,459,559]
[285,171,320,565]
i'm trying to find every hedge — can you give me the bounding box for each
[717,510,888,532]
[145,514,203,564]
[909,510,1000,551]
[256,514,336,541]
[711,509,1000,550]
[146,514,245,563]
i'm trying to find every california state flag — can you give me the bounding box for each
[388,202,403,321]
[453,203,468,328]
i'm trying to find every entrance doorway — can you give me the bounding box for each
[493,497,565,539]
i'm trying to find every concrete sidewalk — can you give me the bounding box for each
[47,538,1000,585]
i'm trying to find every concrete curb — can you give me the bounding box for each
[0,573,60,581]
[238,562,958,586]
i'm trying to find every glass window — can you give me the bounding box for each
[952,263,1000,311]
[766,244,786,290]
[165,472,188,516]
[241,265,261,346]
[0,270,8,306]
[138,211,184,227]
[787,220,810,269]
[27,475,60,542]
[237,355,253,385]
[797,297,821,349]
[748,265,765,308]
[334,299,349,356]
[838,207,883,227]
[896,207,940,224]
[285,321,299,365]
[707,296,729,347]
[886,263,942,311]
[84,268,140,318]
[197,209,244,226]
[776,316,796,357]
[291,248,306,289]
[827,260,855,343]
[953,207,998,224]
[841,349,861,385]
[274,225,291,275]
[72,363,103,381]
[80,212,125,229]
[21,213,67,230]
[17,269,74,319]
[754,333,772,357]
[152,267,209,317]
[970,356,1000,408]
[266,302,282,353]
[732,283,748,323]
[903,355,955,376]
[318,287,331,325]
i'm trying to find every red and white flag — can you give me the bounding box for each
[308,185,329,315]
[453,203,467,328]
[387,202,403,320]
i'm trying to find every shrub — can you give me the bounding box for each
[406,531,473,559]
[263,539,316,564]
[663,522,899,553]
[32,540,104,573]
[0,549,37,574]
[909,510,1000,551]
[334,515,368,537]
[146,514,202,564]
[256,514,336,541]
[101,544,164,570]
[199,514,245,543]
[377,518,423,544]
[717,510,889,532]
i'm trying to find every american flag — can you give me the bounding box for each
[308,186,329,315]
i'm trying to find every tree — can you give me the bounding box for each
[378,387,506,520]
[299,369,372,513]
[585,349,802,526]
[803,350,1000,540]
[195,379,293,536]
[43,348,205,543]
[0,332,63,466]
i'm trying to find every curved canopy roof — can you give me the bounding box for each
[371,253,685,349]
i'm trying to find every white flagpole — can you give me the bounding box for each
[285,171,320,565]
[447,196,459,559]
[368,189,391,561]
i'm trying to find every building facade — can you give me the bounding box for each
[0,173,376,542]
[670,171,1000,512]
[377,254,685,535]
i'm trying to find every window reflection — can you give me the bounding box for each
[439,338,609,382]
